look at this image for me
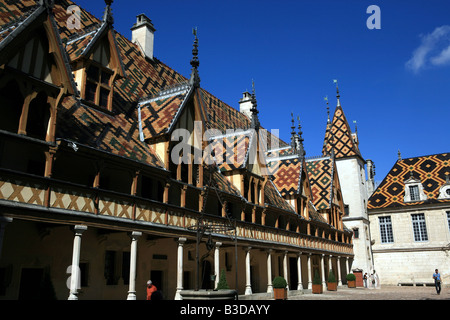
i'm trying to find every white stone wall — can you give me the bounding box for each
[336,157,374,273]
[369,207,450,286]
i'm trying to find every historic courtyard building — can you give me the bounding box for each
[368,152,450,286]
[0,0,358,300]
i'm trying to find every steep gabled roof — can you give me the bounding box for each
[368,153,450,209]
[322,105,362,160]
[0,1,77,94]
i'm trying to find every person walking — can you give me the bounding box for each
[433,269,441,295]
[363,273,368,288]
[146,280,157,300]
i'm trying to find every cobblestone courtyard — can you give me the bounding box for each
[290,285,448,300]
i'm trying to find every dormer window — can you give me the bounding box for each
[85,63,113,109]
[404,173,427,202]
[438,175,450,199]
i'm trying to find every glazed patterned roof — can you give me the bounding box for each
[271,155,303,196]
[322,105,361,159]
[57,96,164,167]
[140,84,192,139]
[207,130,254,172]
[0,0,296,213]
[264,180,295,212]
[306,157,334,210]
[368,153,450,209]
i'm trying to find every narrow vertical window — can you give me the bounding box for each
[411,213,428,242]
[379,216,394,243]
[447,211,450,233]
[409,185,420,201]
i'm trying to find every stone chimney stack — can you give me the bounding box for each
[131,14,156,60]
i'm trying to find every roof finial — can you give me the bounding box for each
[103,0,114,25]
[353,120,358,133]
[297,115,305,157]
[290,112,296,150]
[324,96,330,123]
[250,79,260,130]
[398,149,402,160]
[333,79,341,107]
[189,27,200,88]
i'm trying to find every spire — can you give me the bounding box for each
[398,149,402,161]
[290,112,296,150]
[297,115,306,157]
[333,79,341,107]
[250,79,260,130]
[189,27,200,88]
[103,0,114,25]
[324,96,330,123]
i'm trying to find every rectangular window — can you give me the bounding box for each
[447,211,450,233]
[409,185,420,201]
[379,216,394,243]
[411,213,428,242]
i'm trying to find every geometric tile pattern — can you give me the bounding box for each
[368,153,450,209]
[271,156,302,196]
[208,131,252,171]
[264,180,295,212]
[306,157,333,210]
[322,105,361,159]
[140,89,190,139]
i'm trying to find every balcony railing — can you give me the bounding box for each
[0,168,353,255]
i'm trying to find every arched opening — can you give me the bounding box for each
[0,80,24,133]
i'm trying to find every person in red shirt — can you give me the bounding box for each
[146,280,157,300]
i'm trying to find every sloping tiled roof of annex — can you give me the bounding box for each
[306,156,334,210]
[368,153,450,209]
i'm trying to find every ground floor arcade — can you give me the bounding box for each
[0,217,353,300]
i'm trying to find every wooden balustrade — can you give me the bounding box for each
[0,168,353,254]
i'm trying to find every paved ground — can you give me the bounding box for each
[238,285,448,300]
[289,285,449,300]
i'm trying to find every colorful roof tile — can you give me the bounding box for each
[322,105,361,159]
[368,153,450,209]
[306,157,334,210]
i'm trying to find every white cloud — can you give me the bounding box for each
[406,25,450,73]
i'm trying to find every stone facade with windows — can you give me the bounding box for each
[368,153,450,286]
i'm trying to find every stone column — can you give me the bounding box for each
[127,231,142,300]
[345,257,350,279]
[245,247,252,295]
[68,225,87,300]
[175,237,187,300]
[0,216,12,259]
[214,242,222,289]
[297,253,303,290]
[337,256,343,286]
[266,249,273,293]
[320,254,326,291]
[283,251,289,290]
[307,253,312,290]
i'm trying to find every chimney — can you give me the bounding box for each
[131,13,156,60]
[239,91,253,119]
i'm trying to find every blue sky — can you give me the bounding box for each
[76,0,450,184]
